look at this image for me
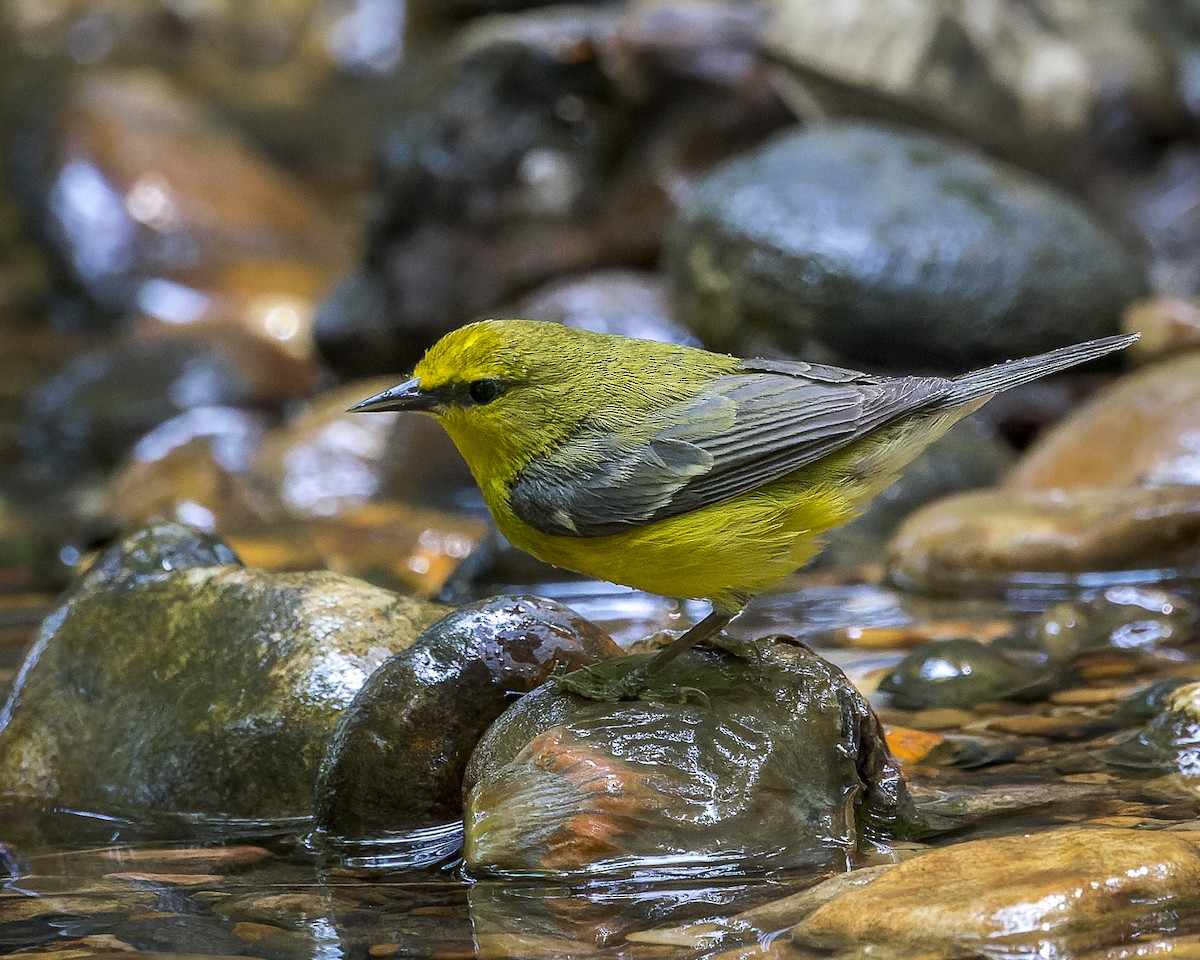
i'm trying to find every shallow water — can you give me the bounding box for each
[4,575,1200,959]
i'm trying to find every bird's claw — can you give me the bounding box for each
[556,661,654,702]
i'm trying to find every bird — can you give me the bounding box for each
[351,319,1136,699]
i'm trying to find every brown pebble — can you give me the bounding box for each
[1048,686,1126,706]
[368,945,400,958]
[1085,815,1148,828]
[1076,656,1141,681]
[105,871,223,886]
[907,708,977,731]
[982,714,1097,738]
[105,845,272,872]
[235,921,289,943]
[837,620,1010,650]
[1061,772,1117,785]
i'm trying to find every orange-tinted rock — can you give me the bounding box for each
[252,379,473,519]
[1123,296,1200,363]
[792,827,1200,954]
[105,437,271,534]
[1009,353,1200,491]
[888,353,1200,588]
[103,407,272,533]
[888,485,1200,590]
[41,71,361,399]
[226,503,487,598]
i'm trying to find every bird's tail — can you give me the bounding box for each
[936,333,1139,408]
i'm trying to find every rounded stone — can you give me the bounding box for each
[0,523,449,819]
[463,637,915,877]
[314,595,621,836]
[666,121,1146,368]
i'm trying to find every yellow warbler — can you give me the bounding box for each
[353,320,1135,698]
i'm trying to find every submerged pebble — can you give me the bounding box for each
[1104,681,1200,775]
[1008,586,1198,663]
[879,637,1058,710]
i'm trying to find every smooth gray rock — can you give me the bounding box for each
[666,122,1147,368]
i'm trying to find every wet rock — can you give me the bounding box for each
[463,636,915,877]
[889,485,1200,591]
[509,270,700,345]
[666,121,1146,368]
[1010,352,1200,491]
[1118,678,1200,722]
[26,71,360,397]
[315,595,621,836]
[0,523,449,818]
[4,1,407,182]
[879,638,1057,710]
[818,418,1015,568]
[1105,681,1200,775]
[20,340,257,480]
[1007,587,1198,663]
[364,2,787,363]
[790,827,1200,955]
[102,407,273,533]
[765,0,1193,180]
[251,379,474,518]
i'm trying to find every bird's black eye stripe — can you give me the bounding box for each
[468,378,503,405]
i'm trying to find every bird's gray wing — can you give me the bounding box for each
[510,364,951,538]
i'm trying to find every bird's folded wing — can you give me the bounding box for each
[509,367,951,538]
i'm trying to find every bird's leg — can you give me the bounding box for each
[557,603,741,702]
[637,607,733,677]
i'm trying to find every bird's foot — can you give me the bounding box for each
[555,658,659,702]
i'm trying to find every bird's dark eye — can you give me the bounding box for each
[468,378,502,405]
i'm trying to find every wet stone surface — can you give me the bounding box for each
[0,523,449,819]
[315,594,622,838]
[666,121,1145,368]
[463,635,916,878]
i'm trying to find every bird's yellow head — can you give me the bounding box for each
[350,318,730,487]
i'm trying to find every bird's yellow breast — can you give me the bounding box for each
[458,407,968,609]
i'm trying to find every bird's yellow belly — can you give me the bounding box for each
[488,476,856,609]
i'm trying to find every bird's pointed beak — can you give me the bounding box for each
[348,377,434,413]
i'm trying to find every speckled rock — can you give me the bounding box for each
[315,595,622,836]
[356,2,787,368]
[463,636,915,877]
[0,523,449,819]
[888,485,1200,591]
[791,827,1200,955]
[666,122,1145,367]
